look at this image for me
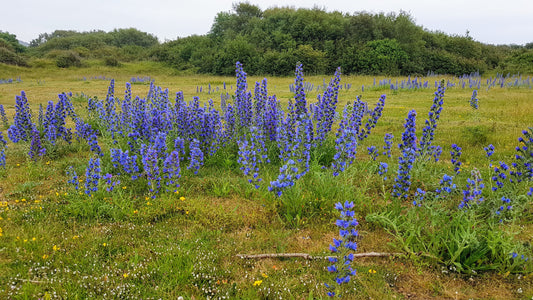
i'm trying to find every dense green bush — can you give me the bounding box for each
[14,4,533,75]
[55,50,82,68]
[0,47,27,66]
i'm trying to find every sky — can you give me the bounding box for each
[1,0,532,46]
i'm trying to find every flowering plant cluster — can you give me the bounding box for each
[325,201,358,298]
[459,168,484,209]
[491,161,509,191]
[469,90,479,109]
[0,104,9,128]
[238,126,269,189]
[0,131,7,168]
[419,80,445,159]
[450,144,462,174]
[382,133,393,158]
[84,157,101,196]
[393,110,417,199]
[435,174,456,195]
[510,128,533,182]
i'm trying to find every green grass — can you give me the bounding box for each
[0,61,532,299]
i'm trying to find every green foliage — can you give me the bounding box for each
[501,49,533,74]
[0,47,27,66]
[0,32,28,66]
[357,39,408,75]
[28,28,159,66]
[461,125,490,146]
[0,31,26,53]
[14,5,533,75]
[103,56,120,67]
[367,202,532,274]
[55,50,82,68]
[155,5,522,76]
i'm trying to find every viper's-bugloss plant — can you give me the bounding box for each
[325,201,359,298]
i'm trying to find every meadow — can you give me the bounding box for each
[0,61,532,299]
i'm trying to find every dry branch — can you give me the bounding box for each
[236,252,403,260]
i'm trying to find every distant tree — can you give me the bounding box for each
[213,35,258,75]
[0,31,26,53]
[357,39,408,75]
[109,28,159,48]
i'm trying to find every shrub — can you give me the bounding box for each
[461,125,489,146]
[55,50,81,68]
[103,56,120,67]
[0,47,27,66]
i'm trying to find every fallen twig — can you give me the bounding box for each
[16,278,47,284]
[236,252,403,260]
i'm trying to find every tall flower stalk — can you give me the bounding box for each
[325,201,358,298]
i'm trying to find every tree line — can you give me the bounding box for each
[1,3,533,75]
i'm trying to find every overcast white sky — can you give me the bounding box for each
[1,0,532,45]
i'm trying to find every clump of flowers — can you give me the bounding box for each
[450,144,462,174]
[141,144,161,196]
[459,168,484,209]
[28,129,46,161]
[0,104,8,128]
[484,144,495,159]
[269,118,312,196]
[510,128,533,182]
[66,166,79,190]
[413,188,426,207]
[331,101,360,176]
[382,133,393,158]
[367,146,379,161]
[378,162,388,180]
[419,82,445,159]
[313,67,340,145]
[496,196,512,222]
[469,90,479,109]
[162,150,181,192]
[238,126,268,189]
[435,174,456,195]
[0,131,6,168]
[393,110,417,199]
[188,139,204,175]
[491,161,509,191]
[103,173,121,192]
[357,94,386,142]
[325,201,358,298]
[8,91,34,143]
[85,157,101,196]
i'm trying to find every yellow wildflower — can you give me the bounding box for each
[261,273,268,278]
[179,196,185,201]
[53,245,59,251]
[123,273,129,278]
[253,280,262,286]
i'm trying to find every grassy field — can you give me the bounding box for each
[0,61,532,299]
